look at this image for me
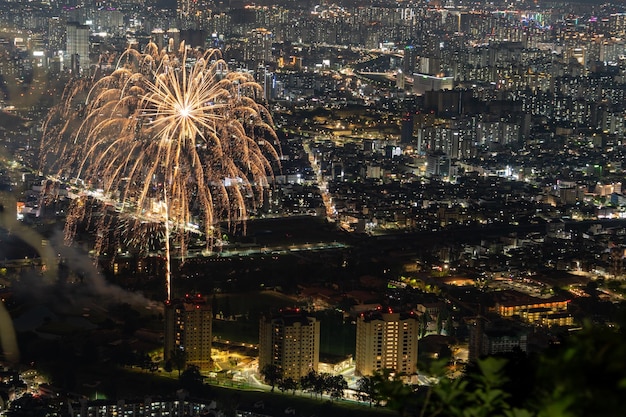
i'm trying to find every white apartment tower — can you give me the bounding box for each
[164,294,212,370]
[355,310,419,376]
[259,309,320,380]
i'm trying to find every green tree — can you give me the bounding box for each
[371,369,416,417]
[179,365,205,397]
[260,364,283,392]
[356,375,379,407]
[420,313,430,338]
[313,372,328,398]
[170,348,187,377]
[421,357,534,417]
[328,375,348,401]
[278,377,298,395]
[164,359,173,373]
[300,370,317,397]
[436,312,444,335]
[532,320,626,417]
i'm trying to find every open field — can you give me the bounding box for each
[72,366,393,417]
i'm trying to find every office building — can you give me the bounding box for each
[426,151,451,178]
[468,317,528,362]
[413,73,454,95]
[493,290,573,327]
[259,309,320,380]
[164,294,212,370]
[355,310,419,376]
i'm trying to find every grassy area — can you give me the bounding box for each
[238,216,344,246]
[210,385,394,417]
[75,366,392,417]
[212,319,259,345]
[213,290,303,316]
[76,367,180,400]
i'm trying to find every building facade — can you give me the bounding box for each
[355,310,419,376]
[493,291,573,327]
[164,294,212,370]
[66,21,90,75]
[70,395,216,417]
[258,309,320,380]
[468,317,528,362]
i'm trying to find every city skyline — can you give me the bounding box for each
[0,0,625,416]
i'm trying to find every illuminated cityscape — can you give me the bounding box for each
[0,0,625,416]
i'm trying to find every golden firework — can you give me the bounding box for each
[41,43,280,300]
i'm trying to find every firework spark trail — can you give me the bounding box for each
[41,43,280,301]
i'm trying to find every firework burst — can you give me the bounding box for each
[41,43,280,300]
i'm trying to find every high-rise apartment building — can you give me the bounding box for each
[246,28,273,65]
[259,309,320,380]
[151,28,165,51]
[167,28,180,53]
[178,0,211,30]
[66,21,90,75]
[164,294,212,370]
[609,13,626,36]
[355,310,419,376]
